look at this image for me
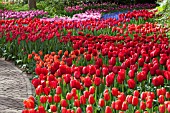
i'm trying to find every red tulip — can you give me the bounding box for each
[164,71,170,80]
[111,101,115,109]
[128,69,135,78]
[88,94,95,104]
[118,93,126,102]
[44,87,50,95]
[104,92,110,101]
[60,99,68,107]
[56,86,62,95]
[141,92,147,100]
[146,99,153,109]
[96,69,101,77]
[61,107,67,113]
[32,78,40,88]
[50,105,57,112]
[159,104,165,113]
[76,107,82,113]
[127,79,136,89]
[158,95,165,104]
[126,95,133,104]
[102,67,109,76]
[168,104,170,112]
[89,65,96,75]
[138,58,144,67]
[74,71,81,79]
[86,104,93,113]
[38,106,45,113]
[133,90,140,97]
[112,87,118,97]
[166,92,170,99]
[47,95,53,103]
[49,80,58,89]
[89,86,95,94]
[85,54,91,61]
[84,76,92,87]
[112,66,120,74]
[66,93,72,100]
[99,98,105,107]
[109,57,116,66]
[71,88,77,97]
[22,109,29,113]
[132,96,139,106]
[106,73,115,87]
[121,101,128,111]
[28,109,36,113]
[94,77,101,86]
[54,94,61,103]
[115,100,122,110]
[63,74,71,83]
[40,95,47,104]
[117,69,125,84]
[137,71,146,82]
[82,66,89,74]
[23,99,34,109]
[35,67,41,75]
[70,79,78,88]
[74,99,80,107]
[80,95,86,105]
[140,101,146,110]
[135,110,140,113]
[41,68,48,75]
[84,90,90,99]
[157,88,166,96]
[105,106,112,113]
[35,85,43,95]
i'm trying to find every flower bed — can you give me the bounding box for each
[0,8,170,113]
[0,10,48,19]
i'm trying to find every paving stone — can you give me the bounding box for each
[0,58,33,113]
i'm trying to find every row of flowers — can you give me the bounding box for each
[64,3,156,13]
[22,20,170,112]
[0,7,170,113]
[0,3,156,20]
[0,10,48,19]
[0,10,156,67]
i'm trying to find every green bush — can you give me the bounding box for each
[36,0,65,17]
[155,0,170,36]
[156,0,170,26]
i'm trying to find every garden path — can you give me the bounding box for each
[0,58,33,113]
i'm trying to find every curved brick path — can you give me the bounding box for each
[0,58,33,113]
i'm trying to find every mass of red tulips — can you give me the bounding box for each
[0,8,170,113]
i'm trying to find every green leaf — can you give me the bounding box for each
[16,60,23,64]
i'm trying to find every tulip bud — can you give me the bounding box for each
[105,106,112,113]
[88,94,95,104]
[60,99,68,107]
[50,105,57,112]
[140,101,146,110]
[159,104,165,113]
[99,98,105,107]
[132,96,139,106]
[127,79,136,89]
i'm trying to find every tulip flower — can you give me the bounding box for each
[50,105,57,112]
[88,94,95,104]
[60,99,68,107]
[84,76,92,87]
[159,104,165,113]
[132,96,139,106]
[127,79,136,89]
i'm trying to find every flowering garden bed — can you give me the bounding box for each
[0,3,170,113]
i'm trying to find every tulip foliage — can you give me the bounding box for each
[0,8,170,113]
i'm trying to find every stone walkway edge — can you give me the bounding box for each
[0,58,34,113]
